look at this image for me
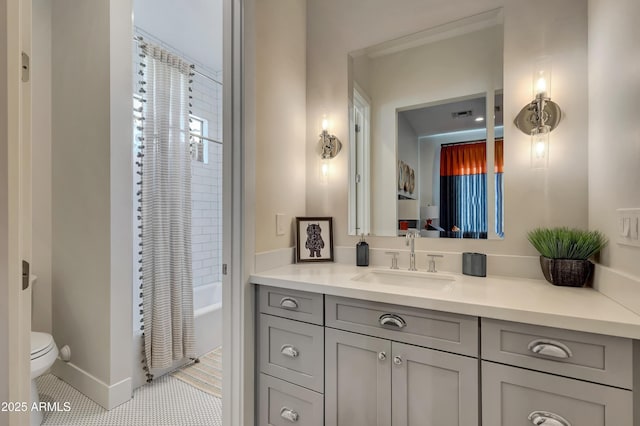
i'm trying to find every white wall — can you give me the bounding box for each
[395,114,419,227]
[50,0,133,409]
[397,115,419,178]
[32,0,52,334]
[254,0,307,253]
[588,0,640,279]
[133,0,223,72]
[419,138,437,207]
[306,0,589,257]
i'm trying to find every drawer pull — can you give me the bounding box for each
[280,345,299,358]
[378,352,387,361]
[379,313,407,329]
[527,339,573,359]
[280,407,299,422]
[393,355,403,365]
[528,411,571,426]
[279,297,299,310]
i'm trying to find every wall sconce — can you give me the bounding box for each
[317,118,342,159]
[514,63,562,168]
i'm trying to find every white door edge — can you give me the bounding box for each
[3,0,32,425]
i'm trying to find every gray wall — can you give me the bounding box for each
[51,0,133,408]
[32,0,52,334]
[254,0,307,253]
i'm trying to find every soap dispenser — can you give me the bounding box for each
[356,234,369,266]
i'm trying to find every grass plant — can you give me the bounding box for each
[527,227,607,260]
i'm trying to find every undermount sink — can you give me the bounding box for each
[351,268,456,288]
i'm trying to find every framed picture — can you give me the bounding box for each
[295,217,334,263]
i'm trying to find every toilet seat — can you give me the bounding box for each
[31,332,55,361]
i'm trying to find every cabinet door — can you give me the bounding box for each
[325,328,391,426]
[392,342,478,426]
[482,361,633,426]
[258,373,323,426]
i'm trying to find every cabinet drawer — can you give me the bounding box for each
[258,373,323,426]
[481,318,633,389]
[259,314,324,392]
[325,295,478,356]
[482,361,633,426]
[258,285,324,325]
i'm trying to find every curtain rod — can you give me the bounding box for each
[441,137,503,147]
[133,37,222,87]
[190,132,222,145]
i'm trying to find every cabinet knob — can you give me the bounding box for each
[393,356,403,365]
[279,297,299,310]
[528,411,571,426]
[280,345,299,358]
[379,313,407,329]
[378,352,387,361]
[280,407,299,423]
[527,339,573,359]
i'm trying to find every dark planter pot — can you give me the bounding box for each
[539,256,595,287]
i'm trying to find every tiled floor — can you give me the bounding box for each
[172,347,222,398]
[37,373,223,426]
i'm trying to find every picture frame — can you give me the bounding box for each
[295,217,334,263]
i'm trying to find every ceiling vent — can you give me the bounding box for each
[451,110,473,119]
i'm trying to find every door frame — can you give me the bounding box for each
[1,0,32,424]
[349,84,371,236]
[223,0,257,425]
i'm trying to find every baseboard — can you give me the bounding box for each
[593,265,640,316]
[255,247,295,272]
[51,360,132,410]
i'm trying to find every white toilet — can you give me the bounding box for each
[30,331,58,426]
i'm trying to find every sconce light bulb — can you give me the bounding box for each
[321,161,329,177]
[535,76,547,95]
[531,125,550,168]
[321,118,329,131]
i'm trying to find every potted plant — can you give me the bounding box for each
[527,227,608,287]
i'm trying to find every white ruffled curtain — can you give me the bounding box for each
[137,40,195,373]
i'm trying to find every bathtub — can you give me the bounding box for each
[193,282,223,356]
[132,282,223,389]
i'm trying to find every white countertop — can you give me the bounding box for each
[250,263,640,339]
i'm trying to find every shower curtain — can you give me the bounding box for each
[137,40,195,376]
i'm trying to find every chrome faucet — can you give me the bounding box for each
[427,254,444,272]
[405,229,420,271]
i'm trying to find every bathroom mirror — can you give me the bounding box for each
[348,9,504,238]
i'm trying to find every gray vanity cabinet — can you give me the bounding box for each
[325,328,478,426]
[257,286,326,426]
[482,361,633,426]
[325,328,391,426]
[256,285,638,426]
[391,342,478,426]
[481,319,637,426]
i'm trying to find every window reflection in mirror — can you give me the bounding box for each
[348,9,504,239]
